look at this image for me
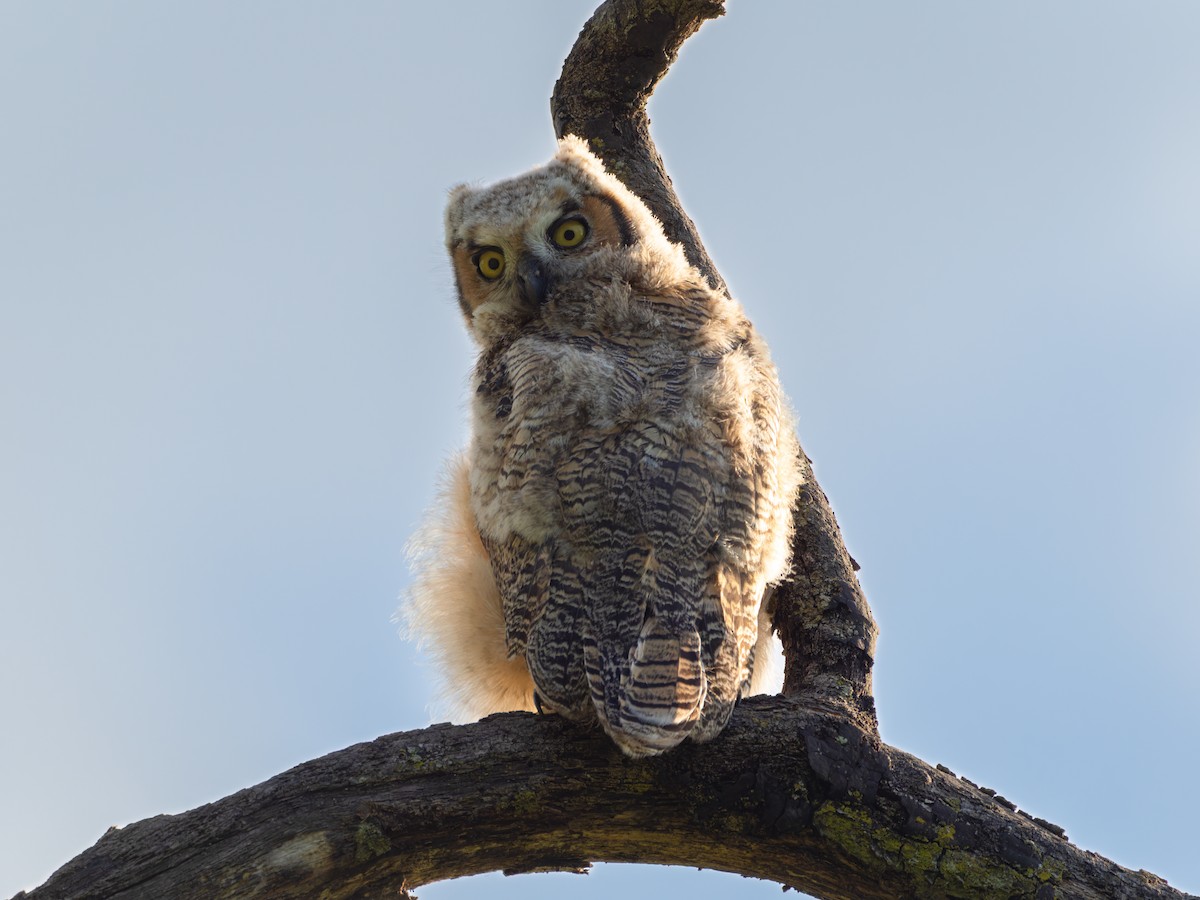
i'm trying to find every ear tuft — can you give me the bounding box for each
[444,183,475,243]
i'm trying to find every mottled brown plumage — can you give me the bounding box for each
[406,137,801,756]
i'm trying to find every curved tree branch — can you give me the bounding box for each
[551,0,727,291]
[14,2,1189,899]
[19,700,1192,900]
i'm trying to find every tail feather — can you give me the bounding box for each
[585,616,707,757]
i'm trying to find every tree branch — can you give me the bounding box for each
[19,700,1193,900]
[14,2,1189,898]
[552,0,728,292]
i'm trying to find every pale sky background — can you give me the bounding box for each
[2,2,1198,898]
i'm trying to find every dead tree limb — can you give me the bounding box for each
[18,698,1192,900]
[15,2,1192,899]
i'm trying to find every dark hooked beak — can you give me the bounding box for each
[516,255,549,307]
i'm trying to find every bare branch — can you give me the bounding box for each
[552,0,728,291]
[19,699,1192,900]
[773,455,878,728]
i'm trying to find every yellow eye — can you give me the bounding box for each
[475,248,506,280]
[550,217,588,249]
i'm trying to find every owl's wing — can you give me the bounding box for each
[485,525,602,720]
[478,530,546,655]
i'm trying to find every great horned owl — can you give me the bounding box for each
[406,137,801,757]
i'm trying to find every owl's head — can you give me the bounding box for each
[445,136,689,342]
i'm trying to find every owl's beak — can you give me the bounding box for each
[516,255,549,307]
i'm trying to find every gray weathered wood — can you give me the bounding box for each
[19,699,1192,899]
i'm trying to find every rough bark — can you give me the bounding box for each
[14,2,1189,899]
[551,0,728,293]
[18,698,1192,900]
[773,453,878,729]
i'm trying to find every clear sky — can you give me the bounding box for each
[2,3,1198,897]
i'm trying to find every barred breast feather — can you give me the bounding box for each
[468,280,798,756]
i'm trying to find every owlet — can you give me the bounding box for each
[406,137,801,757]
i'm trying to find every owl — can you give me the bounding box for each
[406,137,801,757]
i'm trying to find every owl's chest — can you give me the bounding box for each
[478,330,718,430]
[469,333,713,540]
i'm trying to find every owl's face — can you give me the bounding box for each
[445,137,682,344]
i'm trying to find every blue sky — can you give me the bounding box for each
[2,3,1197,897]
